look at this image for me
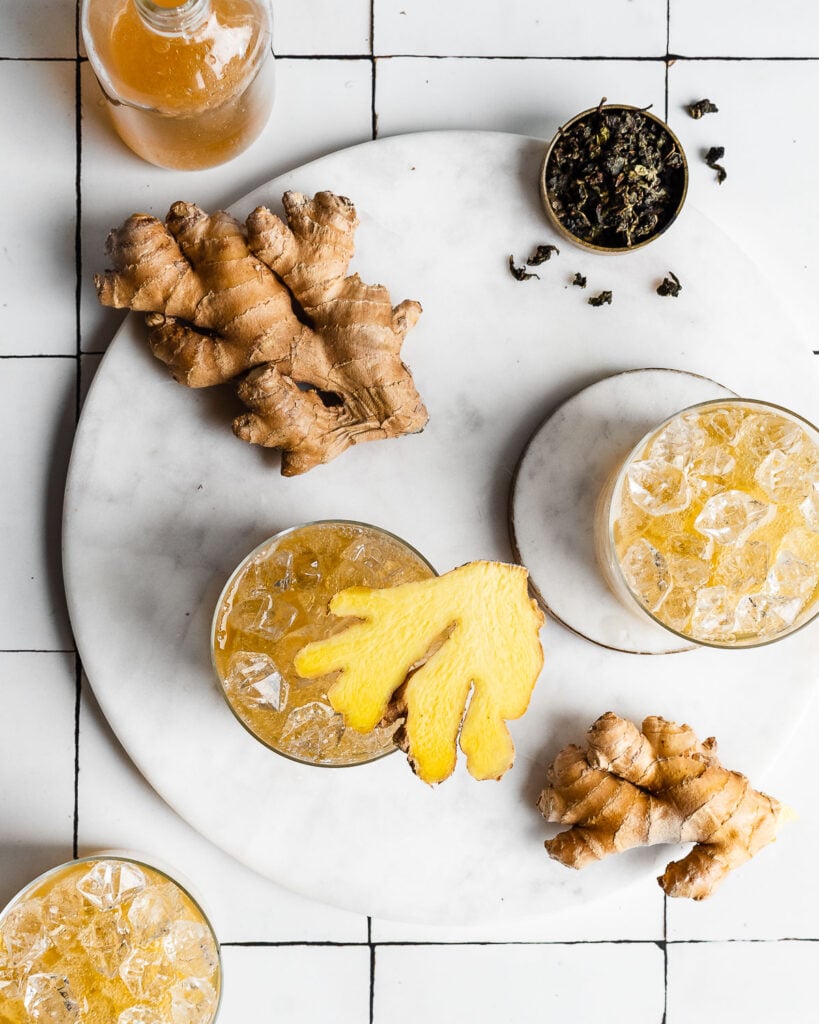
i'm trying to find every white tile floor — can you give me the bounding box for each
[1,1,818,1022]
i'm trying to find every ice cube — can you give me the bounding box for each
[118,1008,167,1024]
[698,406,745,445]
[232,593,298,641]
[755,450,814,504]
[279,702,345,759]
[626,459,691,516]
[801,481,819,532]
[716,541,770,594]
[620,539,671,611]
[0,941,24,1001]
[119,944,174,1002]
[666,554,711,591]
[689,446,736,488]
[664,532,713,562]
[735,593,805,637]
[1,899,50,969]
[766,550,817,602]
[76,861,147,912]
[225,651,287,711]
[694,490,774,546]
[170,977,218,1024]
[162,921,219,979]
[41,878,92,953]
[690,586,738,641]
[739,411,806,460]
[650,416,708,467]
[656,587,696,633]
[127,884,188,946]
[23,973,82,1023]
[78,910,130,979]
[251,548,294,592]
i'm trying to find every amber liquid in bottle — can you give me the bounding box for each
[84,0,274,169]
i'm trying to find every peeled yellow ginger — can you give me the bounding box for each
[538,713,790,899]
[294,561,545,784]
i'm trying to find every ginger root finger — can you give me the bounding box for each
[539,713,787,899]
[95,202,314,387]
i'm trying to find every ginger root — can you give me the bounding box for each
[538,712,787,899]
[294,562,545,784]
[95,191,427,475]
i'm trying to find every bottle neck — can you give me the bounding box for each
[134,0,211,35]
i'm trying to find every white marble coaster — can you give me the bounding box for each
[510,369,736,655]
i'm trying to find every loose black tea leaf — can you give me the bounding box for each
[526,244,560,265]
[657,271,682,297]
[572,272,587,288]
[545,101,686,248]
[508,255,539,281]
[588,290,613,307]
[705,146,727,184]
[687,98,719,119]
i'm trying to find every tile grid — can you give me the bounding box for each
[1,3,815,1023]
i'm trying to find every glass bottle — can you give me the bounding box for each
[82,0,274,170]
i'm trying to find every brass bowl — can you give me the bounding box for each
[540,103,689,254]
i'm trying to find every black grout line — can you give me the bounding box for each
[0,648,77,653]
[661,895,668,1024]
[4,52,819,63]
[368,925,376,1024]
[370,1,378,140]
[72,655,82,860]
[0,354,79,359]
[71,0,83,866]
[219,937,819,948]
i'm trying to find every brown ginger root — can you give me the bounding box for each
[95,203,314,388]
[95,191,428,475]
[294,561,545,784]
[537,713,788,899]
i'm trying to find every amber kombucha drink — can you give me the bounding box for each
[598,399,819,647]
[0,856,220,1024]
[212,521,435,765]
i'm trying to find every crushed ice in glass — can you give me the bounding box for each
[0,860,219,1024]
[690,586,738,640]
[717,541,769,594]
[280,701,346,759]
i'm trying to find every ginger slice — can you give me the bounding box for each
[95,191,428,475]
[294,561,545,784]
[538,713,788,899]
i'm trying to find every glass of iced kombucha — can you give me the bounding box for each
[211,520,436,766]
[597,399,819,648]
[0,854,221,1024]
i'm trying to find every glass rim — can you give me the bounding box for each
[210,519,438,768]
[0,850,223,1023]
[607,397,819,650]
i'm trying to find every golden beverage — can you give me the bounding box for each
[212,521,435,765]
[0,857,220,1024]
[599,400,819,646]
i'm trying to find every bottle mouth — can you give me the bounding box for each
[134,0,211,35]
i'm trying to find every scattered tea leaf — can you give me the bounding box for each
[588,290,613,307]
[705,146,727,184]
[687,98,719,119]
[508,255,540,281]
[526,244,560,265]
[545,102,686,248]
[657,271,682,297]
[572,272,587,288]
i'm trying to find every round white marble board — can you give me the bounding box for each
[64,131,819,924]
